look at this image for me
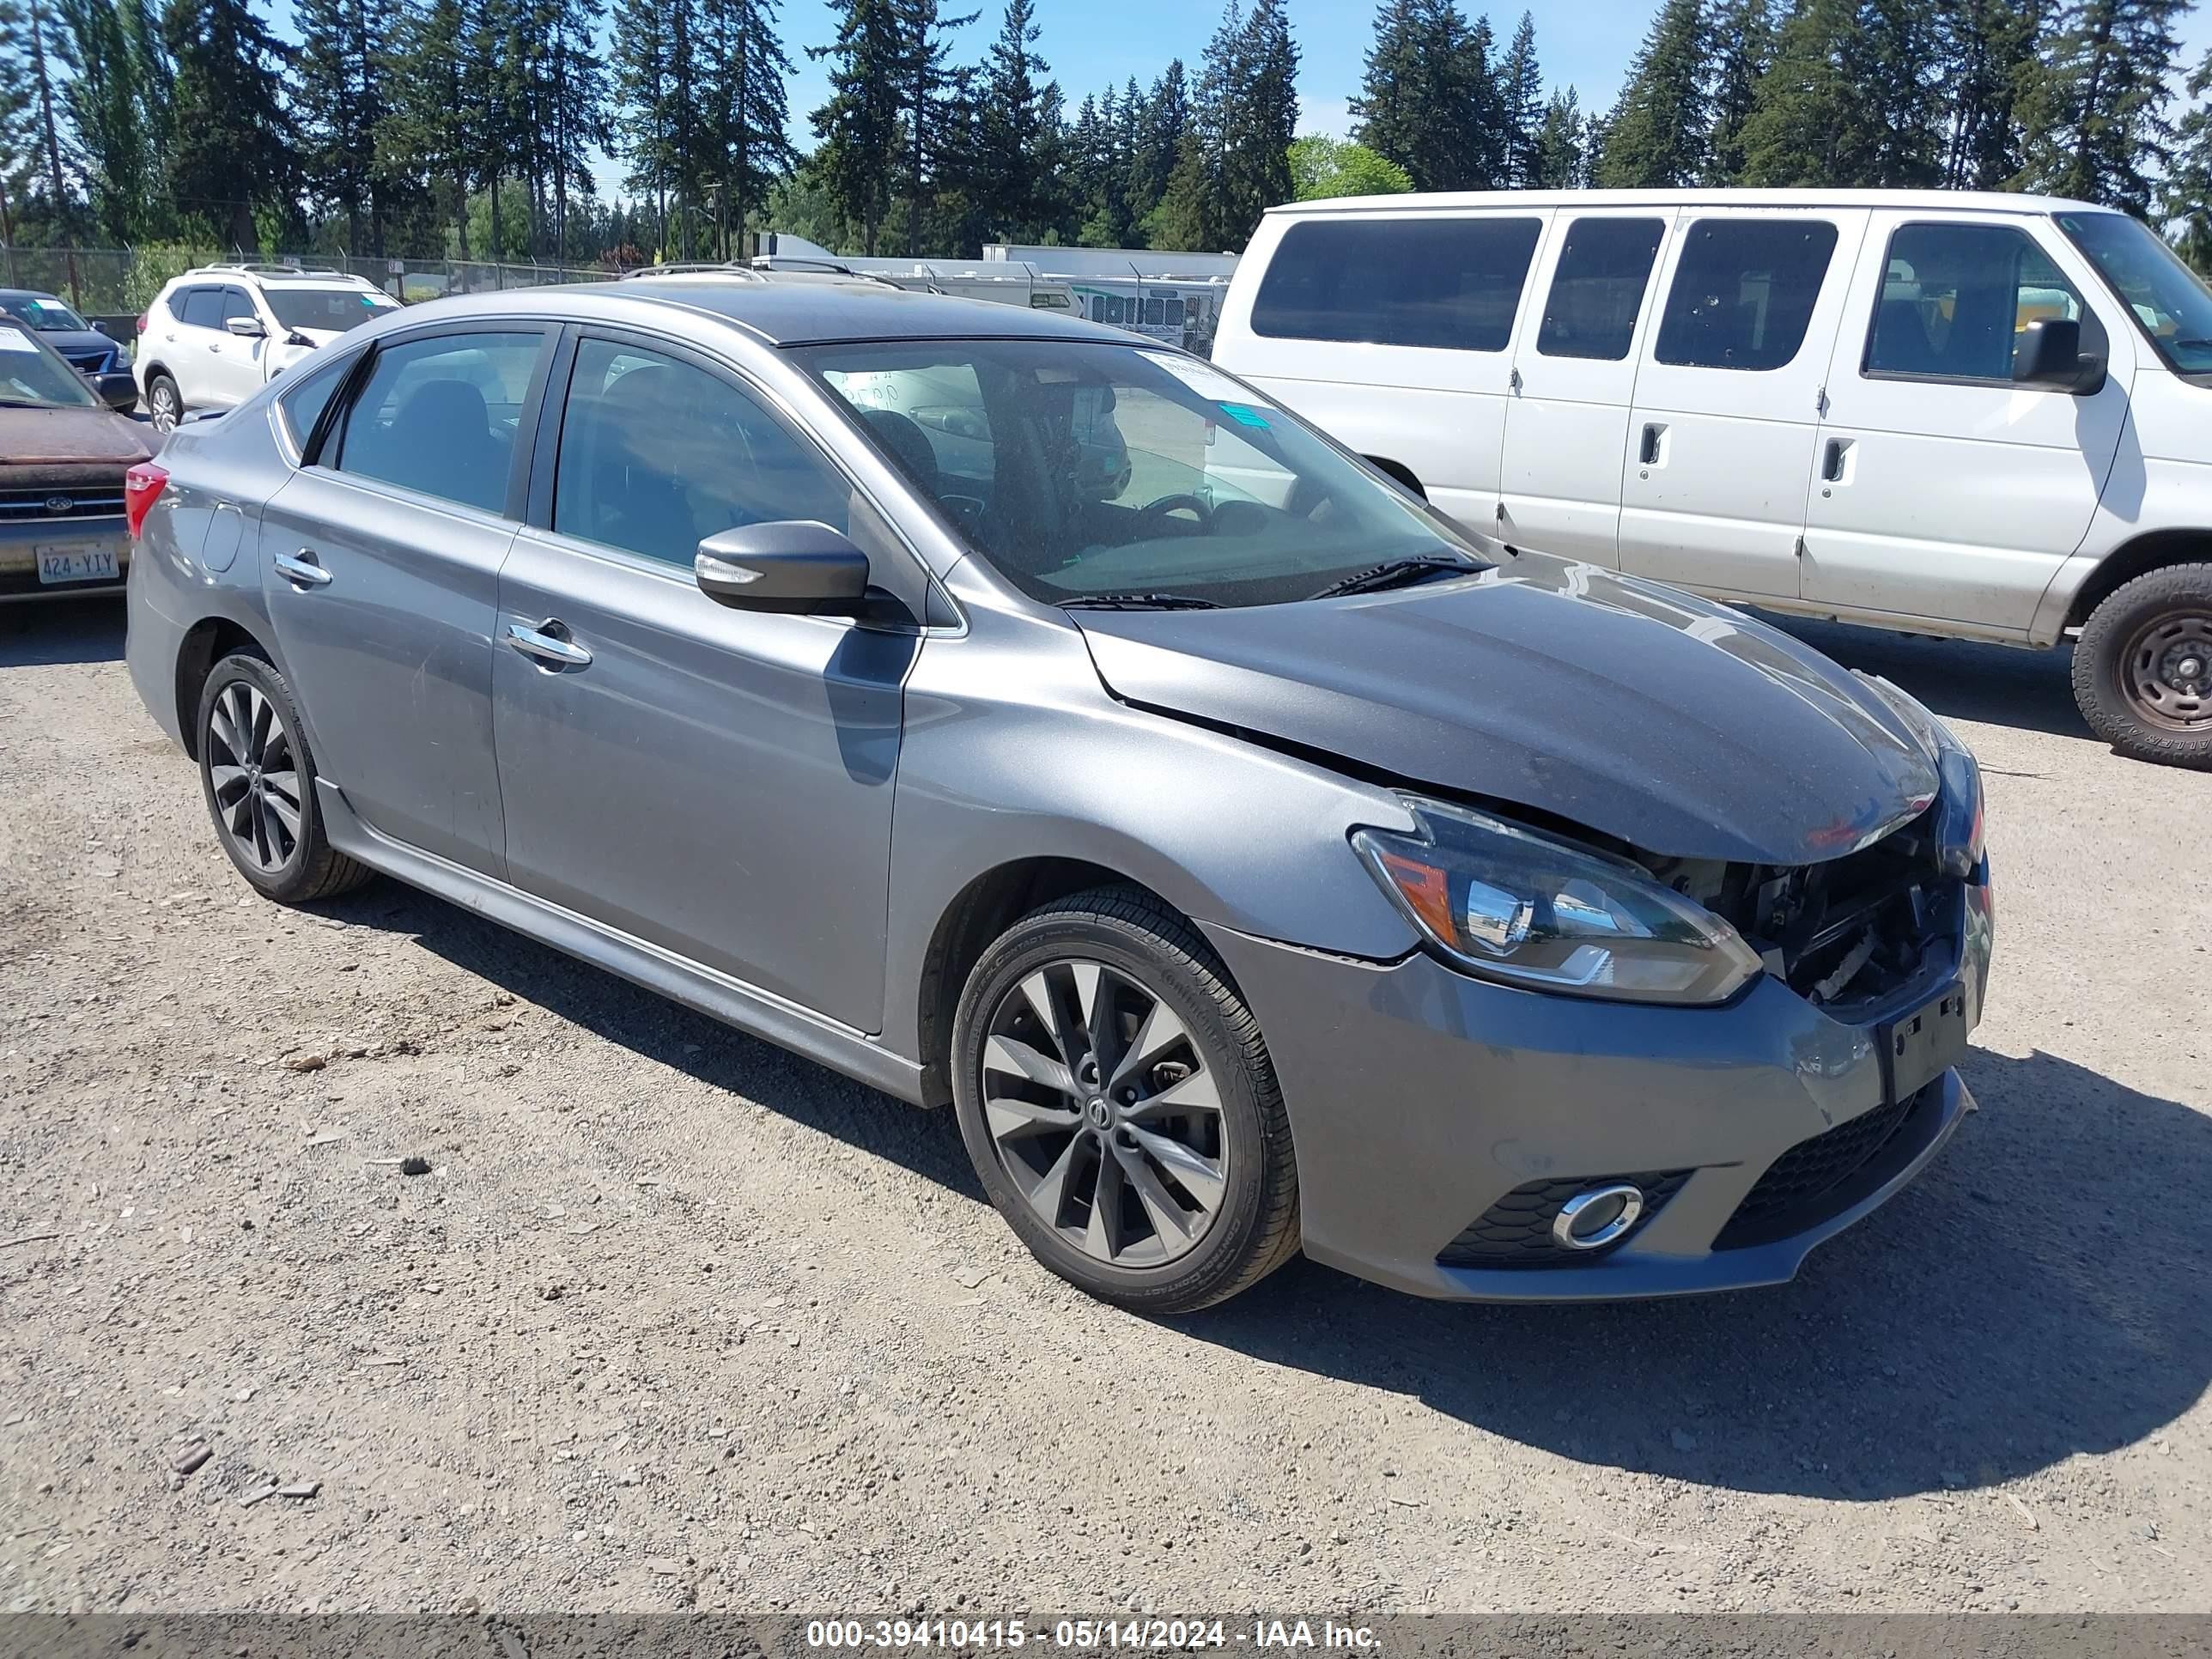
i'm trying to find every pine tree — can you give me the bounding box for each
[3,0,80,238]
[2014,0,2188,213]
[887,0,975,257]
[1533,85,1586,187]
[1498,11,1544,188]
[291,0,392,253]
[56,0,150,241]
[1736,0,1945,187]
[698,0,790,256]
[384,0,472,258]
[1352,0,1491,191]
[1940,0,2038,189]
[977,0,1055,240]
[1218,0,1297,240]
[809,0,903,252]
[162,0,294,249]
[1127,59,1187,232]
[1595,0,1708,188]
[1703,0,1771,184]
[2167,47,2212,271]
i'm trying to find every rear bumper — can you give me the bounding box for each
[0,514,130,600]
[1202,887,1991,1303]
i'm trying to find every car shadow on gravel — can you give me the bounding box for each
[1180,1046,2211,1502]
[1758,613,2091,744]
[323,885,987,1200]
[0,595,125,666]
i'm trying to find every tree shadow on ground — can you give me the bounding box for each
[0,595,125,667]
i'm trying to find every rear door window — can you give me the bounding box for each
[333,331,544,514]
[1537,217,1667,361]
[1865,222,2095,383]
[1654,218,1840,370]
[276,353,356,454]
[179,288,226,329]
[552,337,849,567]
[1251,216,1543,351]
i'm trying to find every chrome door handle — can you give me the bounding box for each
[505,620,592,669]
[274,550,332,587]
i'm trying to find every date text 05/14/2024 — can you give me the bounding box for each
[805,1621,1382,1651]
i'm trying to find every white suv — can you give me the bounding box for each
[1214,189,2212,767]
[135,265,400,434]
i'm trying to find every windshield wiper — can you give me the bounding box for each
[1309,555,1480,599]
[0,397,63,410]
[1060,592,1223,611]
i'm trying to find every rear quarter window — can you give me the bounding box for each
[1250,216,1543,351]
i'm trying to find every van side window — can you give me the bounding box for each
[1251,216,1543,351]
[1537,217,1666,361]
[1865,222,2095,383]
[1654,219,1839,371]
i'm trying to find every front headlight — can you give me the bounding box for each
[1351,797,1765,1005]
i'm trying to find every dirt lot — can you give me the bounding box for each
[0,598,2206,1616]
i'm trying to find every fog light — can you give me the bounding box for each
[1552,1182,1645,1250]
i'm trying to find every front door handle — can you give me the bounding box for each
[505,620,592,670]
[273,550,332,587]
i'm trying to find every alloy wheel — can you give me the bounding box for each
[149,381,179,434]
[979,959,1229,1268]
[2122,609,2212,731]
[206,680,302,874]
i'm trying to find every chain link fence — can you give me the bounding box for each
[0,245,623,326]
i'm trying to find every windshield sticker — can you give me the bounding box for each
[1137,349,1272,408]
[0,325,37,354]
[1218,402,1271,428]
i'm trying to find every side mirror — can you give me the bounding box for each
[2013,317,2106,394]
[695,521,870,614]
[225,315,266,339]
[94,371,139,413]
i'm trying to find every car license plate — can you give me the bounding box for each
[36,543,120,585]
[1880,984,1969,1103]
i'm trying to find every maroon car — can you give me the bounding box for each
[0,319,150,600]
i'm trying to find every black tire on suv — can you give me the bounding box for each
[951,886,1301,1313]
[2074,563,2212,769]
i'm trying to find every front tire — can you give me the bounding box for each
[195,652,373,903]
[950,886,1300,1313]
[2074,563,2212,769]
[145,372,182,435]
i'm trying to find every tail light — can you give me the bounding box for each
[124,462,169,539]
[135,313,149,334]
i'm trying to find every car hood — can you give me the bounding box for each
[37,328,117,360]
[0,403,154,474]
[1071,556,1941,866]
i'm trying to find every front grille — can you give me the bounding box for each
[1713,1086,1929,1249]
[0,485,126,522]
[63,348,115,373]
[1437,1169,1690,1267]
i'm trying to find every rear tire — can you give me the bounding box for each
[195,651,374,904]
[146,372,182,435]
[950,885,1300,1314]
[2073,563,2212,769]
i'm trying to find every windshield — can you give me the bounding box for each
[2056,211,2212,378]
[264,286,398,332]
[0,322,96,407]
[0,295,89,331]
[793,338,1483,607]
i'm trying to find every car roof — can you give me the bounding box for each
[402,278,1136,349]
[1267,186,2110,217]
[0,288,69,303]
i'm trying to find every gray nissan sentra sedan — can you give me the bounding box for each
[121,280,1994,1312]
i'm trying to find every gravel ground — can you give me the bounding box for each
[0,597,2206,1616]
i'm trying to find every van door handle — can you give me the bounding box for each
[505,620,592,670]
[273,550,332,588]
[1822,437,1852,484]
[1638,422,1666,466]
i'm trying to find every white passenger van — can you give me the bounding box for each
[1213,189,2212,767]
